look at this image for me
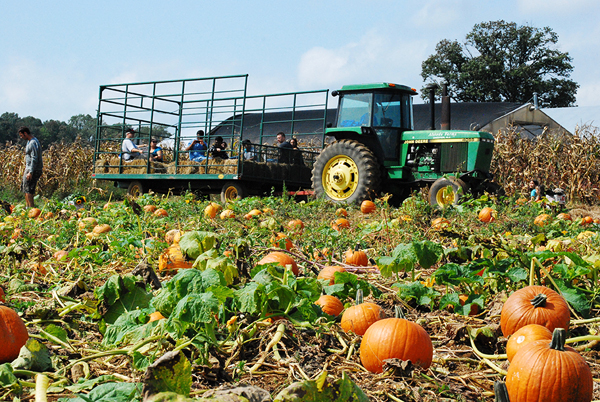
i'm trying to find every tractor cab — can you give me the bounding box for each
[328,83,418,163]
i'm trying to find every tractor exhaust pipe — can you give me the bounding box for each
[425,83,438,130]
[441,82,451,130]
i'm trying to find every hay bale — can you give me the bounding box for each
[108,156,122,173]
[207,158,223,174]
[149,161,166,174]
[166,162,177,174]
[178,161,198,174]
[223,158,238,174]
[94,158,109,174]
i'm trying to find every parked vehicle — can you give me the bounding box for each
[92,75,329,202]
[312,82,497,206]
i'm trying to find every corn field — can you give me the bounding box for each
[0,141,93,197]
[491,125,600,204]
[1,126,600,203]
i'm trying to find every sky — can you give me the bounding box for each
[1,0,599,122]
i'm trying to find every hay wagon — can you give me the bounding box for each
[91,74,330,202]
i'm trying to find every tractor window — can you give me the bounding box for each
[374,93,412,129]
[337,93,373,127]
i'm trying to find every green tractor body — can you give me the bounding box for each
[312,82,497,206]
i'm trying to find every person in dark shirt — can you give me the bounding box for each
[208,136,229,159]
[276,132,293,163]
[289,137,304,166]
[18,126,43,208]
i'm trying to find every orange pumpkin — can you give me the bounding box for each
[360,200,376,214]
[500,285,570,337]
[506,324,552,362]
[158,243,194,272]
[533,213,552,227]
[478,207,496,223]
[345,246,369,266]
[431,217,450,230]
[315,294,344,316]
[580,216,593,225]
[448,294,480,316]
[335,208,348,217]
[244,209,262,220]
[92,224,112,234]
[204,203,220,219]
[360,308,433,373]
[154,208,168,217]
[165,229,182,245]
[220,209,235,219]
[506,328,592,402]
[78,217,97,231]
[341,289,384,335]
[257,252,299,276]
[270,232,293,251]
[43,212,54,220]
[149,311,166,322]
[332,218,350,231]
[53,250,69,261]
[143,205,157,213]
[0,287,5,303]
[556,213,572,221]
[287,219,304,232]
[317,266,346,285]
[28,208,42,218]
[0,305,29,363]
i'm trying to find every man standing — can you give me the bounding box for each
[18,126,43,208]
[276,132,293,163]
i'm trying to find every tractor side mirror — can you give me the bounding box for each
[332,90,339,97]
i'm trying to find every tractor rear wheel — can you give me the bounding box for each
[312,140,380,204]
[428,177,468,207]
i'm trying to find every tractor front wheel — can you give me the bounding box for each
[428,177,468,207]
[312,140,380,204]
[221,181,246,203]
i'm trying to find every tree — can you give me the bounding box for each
[421,20,578,107]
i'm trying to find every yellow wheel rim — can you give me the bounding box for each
[322,155,359,201]
[224,186,238,201]
[436,185,456,206]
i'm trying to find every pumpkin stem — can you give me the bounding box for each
[549,328,567,351]
[494,381,510,402]
[530,293,547,308]
[355,289,364,305]
[354,243,361,251]
[394,306,405,319]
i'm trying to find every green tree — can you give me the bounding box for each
[68,114,97,142]
[421,20,578,107]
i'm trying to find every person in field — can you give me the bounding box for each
[121,129,144,161]
[18,126,43,208]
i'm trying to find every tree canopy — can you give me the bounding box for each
[421,20,578,107]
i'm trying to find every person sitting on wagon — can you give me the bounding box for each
[289,137,304,166]
[185,130,208,161]
[209,136,229,159]
[276,132,293,163]
[149,139,163,162]
[242,139,258,161]
[121,129,144,161]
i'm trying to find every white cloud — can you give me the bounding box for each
[297,30,428,91]
[411,0,464,28]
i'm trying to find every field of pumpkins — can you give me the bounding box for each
[1,190,600,401]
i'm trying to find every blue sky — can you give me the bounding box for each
[1,0,599,122]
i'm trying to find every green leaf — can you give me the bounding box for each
[166,293,219,336]
[234,282,264,315]
[193,249,239,285]
[394,281,440,309]
[58,381,142,402]
[65,375,121,393]
[377,241,443,278]
[273,371,369,402]
[11,338,53,371]
[433,263,484,287]
[554,279,590,318]
[0,363,21,392]
[95,274,152,324]
[143,351,192,398]
[44,324,69,343]
[178,231,217,260]
[102,308,158,347]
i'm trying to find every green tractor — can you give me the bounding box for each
[311,82,496,206]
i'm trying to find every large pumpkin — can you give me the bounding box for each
[341,289,384,336]
[317,266,346,285]
[506,328,593,402]
[360,309,433,373]
[332,218,350,231]
[315,294,344,316]
[506,323,552,362]
[158,243,194,272]
[270,233,293,251]
[500,285,570,337]
[345,246,369,266]
[0,306,29,363]
[257,252,299,276]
